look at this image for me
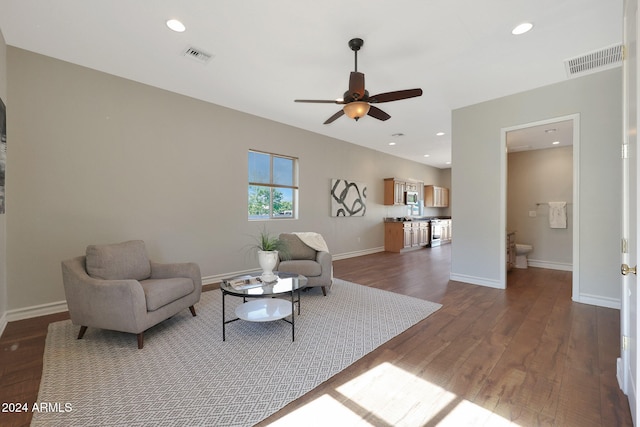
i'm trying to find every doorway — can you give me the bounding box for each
[499,114,580,297]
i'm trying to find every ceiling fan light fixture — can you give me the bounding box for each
[343,101,370,121]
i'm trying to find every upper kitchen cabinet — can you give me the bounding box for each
[384,178,423,205]
[424,185,449,207]
[384,178,404,205]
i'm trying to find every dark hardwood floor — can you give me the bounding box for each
[0,245,633,426]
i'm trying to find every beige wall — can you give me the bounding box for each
[5,47,447,314]
[507,146,573,268]
[452,68,622,307]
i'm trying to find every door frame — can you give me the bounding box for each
[499,113,580,296]
[620,0,637,420]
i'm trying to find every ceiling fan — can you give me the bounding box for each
[295,38,423,124]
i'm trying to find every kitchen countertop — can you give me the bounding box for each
[383,216,452,222]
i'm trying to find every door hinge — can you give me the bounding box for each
[622,144,629,159]
[623,335,629,351]
[622,238,629,254]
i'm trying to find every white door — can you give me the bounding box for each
[621,0,639,423]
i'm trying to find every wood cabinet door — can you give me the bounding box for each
[403,226,413,248]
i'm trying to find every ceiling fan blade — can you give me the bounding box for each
[367,105,391,121]
[348,72,366,100]
[324,109,345,124]
[295,99,343,104]
[367,88,423,103]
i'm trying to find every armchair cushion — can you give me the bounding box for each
[140,278,195,311]
[279,233,316,260]
[277,259,322,277]
[86,240,151,281]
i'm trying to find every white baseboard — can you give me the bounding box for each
[8,249,389,322]
[449,273,505,289]
[0,311,7,337]
[6,300,69,322]
[617,357,625,394]
[573,293,621,309]
[527,259,573,271]
[333,247,385,261]
[201,267,264,286]
[200,247,385,285]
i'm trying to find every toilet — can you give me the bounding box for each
[515,244,533,269]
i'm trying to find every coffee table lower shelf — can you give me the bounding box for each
[220,272,307,342]
[235,298,292,322]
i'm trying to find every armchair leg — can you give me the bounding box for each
[77,326,87,340]
[321,286,327,296]
[189,305,197,317]
[137,333,144,349]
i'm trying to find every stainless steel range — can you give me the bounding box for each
[429,219,443,247]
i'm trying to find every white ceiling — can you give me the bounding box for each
[507,119,573,152]
[0,0,622,169]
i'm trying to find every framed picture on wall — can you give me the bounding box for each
[330,178,366,217]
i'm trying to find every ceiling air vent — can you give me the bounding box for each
[183,47,213,64]
[564,44,623,78]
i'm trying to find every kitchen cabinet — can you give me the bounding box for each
[417,221,430,246]
[403,223,413,248]
[384,178,422,206]
[439,219,452,244]
[384,178,404,205]
[424,185,449,207]
[384,220,429,252]
[405,181,419,192]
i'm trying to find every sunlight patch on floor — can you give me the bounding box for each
[268,394,374,426]
[267,362,520,426]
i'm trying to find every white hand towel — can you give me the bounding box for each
[548,202,567,229]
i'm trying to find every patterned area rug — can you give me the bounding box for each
[32,279,441,426]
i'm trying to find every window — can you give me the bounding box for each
[248,150,298,220]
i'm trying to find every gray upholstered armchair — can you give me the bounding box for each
[61,240,202,349]
[276,233,333,296]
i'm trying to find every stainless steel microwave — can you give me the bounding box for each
[405,191,419,205]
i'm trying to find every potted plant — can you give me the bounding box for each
[251,226,288,282]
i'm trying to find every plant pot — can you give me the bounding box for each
[258,250,278,282]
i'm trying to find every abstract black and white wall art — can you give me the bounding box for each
[330,179,366,217]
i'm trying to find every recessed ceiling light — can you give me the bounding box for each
[166,19,186,33]
[552,141,560,145]
[423,154,430,157]
[388,142,396,146]
[512,22,533,35]
[445,161,451,165]
[436,132,445,136]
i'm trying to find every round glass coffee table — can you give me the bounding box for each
[219,271,307,341]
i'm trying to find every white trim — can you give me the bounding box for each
[201,269,260,286]
[574,292,621,309]
[0,312,7,337]
[4,246,388,323]
[527,259,573,271]
[333,247,385,260]
[6,300,68,322]
[500,114,580,296]
[449,273,503,289]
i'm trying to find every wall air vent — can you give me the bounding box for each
[564,44,623,78]
[183,47,213,64]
